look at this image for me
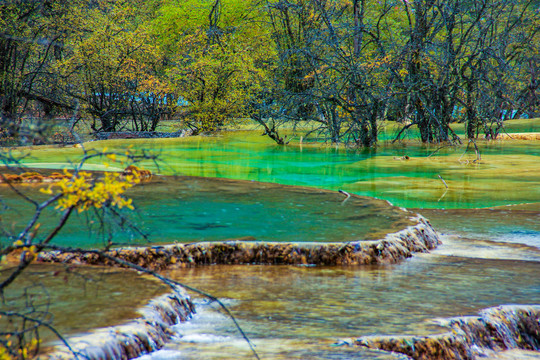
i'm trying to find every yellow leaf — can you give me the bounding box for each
[40,187,53,195]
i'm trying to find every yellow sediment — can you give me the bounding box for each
[497,133,540,140]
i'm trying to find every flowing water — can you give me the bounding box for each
[133,254,540,359]
[2,130,540,359]
[0,264,168,345]
[417,205,540,261]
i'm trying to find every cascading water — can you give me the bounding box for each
[4,132,540,359]
[47,286,194,360]
[126,247,540,360]
[357,305,540,359]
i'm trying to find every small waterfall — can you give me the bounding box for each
[47,286,195,360]
[356,305,540,360]
[38,215,441,268]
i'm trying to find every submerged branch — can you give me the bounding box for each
[437,175,448,189]
[338,189,351,205]
[459,139,482,163]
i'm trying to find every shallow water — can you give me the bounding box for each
[3,130,540,358]
[131,199,540,359]
[416,205,540,258]
[0,177,413,248]
[15,202,536,359]
[129,176,413,244]
[14,131,540,209]
[133,252,540,359]
[0,264,168,345]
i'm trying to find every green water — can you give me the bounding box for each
[0,176,413,248]
[2,128,540,359]
[14,130,540,209]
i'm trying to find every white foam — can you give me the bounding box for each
[135,349,183,360]
[432,234,540,261]
[180,334,233,343]
[48,286,193,360]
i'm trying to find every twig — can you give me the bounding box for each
[0,311,78,359]
[427,143,454,158]
[437,175,448,189]
[471,139,481,161]
[338,189,351,205]
[16,193,64,244]
[438,188,448,202]
[0,173,39,207]
[44,245,261,360]
[392,122,416,143]
[1,207,74,292]
[459,139,481,163]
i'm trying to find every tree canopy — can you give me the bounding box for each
[0,0,538,145]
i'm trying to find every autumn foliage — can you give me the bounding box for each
[0,0,538,143]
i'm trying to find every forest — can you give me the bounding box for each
[2,0,539,146]
[2,1,540,360]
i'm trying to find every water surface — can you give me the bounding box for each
[0,264,168,345]
[416,204,540,258]
[136,253,540,359]
[3,129,540,359]
[0,177,413,248]
[13,131,540,209]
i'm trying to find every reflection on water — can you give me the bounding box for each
[15,130,540,209]
[0,177,413,248]
[134,254,540,359]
